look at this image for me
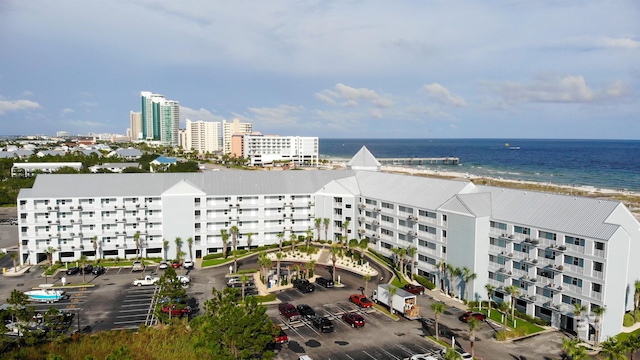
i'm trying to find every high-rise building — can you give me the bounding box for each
[243,134,319,166]
[140,91,179,145]
[222,118,252,154]
[129,111,142,141]
[186,119,220,154]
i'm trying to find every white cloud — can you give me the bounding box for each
[248,105,304,127]
[315,83,394,108]
[560,36,640,50]
[0,98,41,115]
[21,90,34,97]
[423,83,467,107]
[179,106,225,123]
[487,74,633,106]
[60,108,75,116]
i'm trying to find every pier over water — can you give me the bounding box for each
[377,157,459,165]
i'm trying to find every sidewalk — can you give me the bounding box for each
[2,264,32,277]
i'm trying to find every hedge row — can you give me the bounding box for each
[413,274,437,290]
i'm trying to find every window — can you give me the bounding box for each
[562,295,580,305]
[442,214,447,222]
[490,221,507,230]
[381,215,393,223]
[563,275,582,287]
[194,198,201,205]
[593,262,603,272]
[564,255,584,267]
[539,231,556,240]
[592,283,602,293]
[514,226,530,235]
[442,230,447,238]
[381,202,394,210]
[381,228,394,236]
[334,197,343,203]
[565,236,585,246]
[595,242,604,250]
[442,246,446,254]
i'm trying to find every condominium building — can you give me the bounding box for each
[140,91,180,146]
[16,147,640,342]
[222,118,252,154]
[185,119,221,154]
[129,111,142,141]
[243,133,319,166]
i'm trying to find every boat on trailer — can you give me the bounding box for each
[24,284,66,303]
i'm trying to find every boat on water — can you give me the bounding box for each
[504,143,520,150]
[24,284,66,303]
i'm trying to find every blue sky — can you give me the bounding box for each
[0,1,638,139]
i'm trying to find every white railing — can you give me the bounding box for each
[591,291,603,301]
[592,270,604,280]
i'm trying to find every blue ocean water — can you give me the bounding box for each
[319,139,640,192]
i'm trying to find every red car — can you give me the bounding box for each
[274,326,288,344]
[459,311,486,323]
[349,294,373,308]
[278,303,302,322]
[403,284,426,295]
[171,262,182,269]
[162,305,191,317]
[342,312,365,328]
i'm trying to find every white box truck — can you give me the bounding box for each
[371,284,420,320]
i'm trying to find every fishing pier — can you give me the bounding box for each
[377,157,459,165]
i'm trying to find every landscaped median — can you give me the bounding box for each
[473,307,546,340]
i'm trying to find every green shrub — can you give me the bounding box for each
[413,274,436,290]
[495,328,526,341]
[624,313,635,327]
[203,253,224,260]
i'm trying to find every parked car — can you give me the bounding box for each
[311,316,334,333]
[409,355,437,360]
[293,279,314,293]
[296,304,316,319]
[342,312,365,328]
[131,261,144,272]
[81,264,93,274]
[91,265,106,276]
[349,294,373,308]
[171,262,181,269]
[158,261,168,269]
[274,326,288,344]
[278,303,302,322]
[403,283,426,295]
[161,305,191,317]
[459,311,486,323]
[183,259,194,269]
[315,277,334,288]
[65,267,80,275]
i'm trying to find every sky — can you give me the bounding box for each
[0,1,639,139]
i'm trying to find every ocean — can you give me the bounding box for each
[319,139,640,192]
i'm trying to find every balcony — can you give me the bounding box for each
[591,291,603,301]
[358,217,365,222]
[499,233,515,241]
[408,215,418,221]
[522,295,537,303]
[358,204,366,209]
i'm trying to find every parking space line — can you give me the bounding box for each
[377,348,402,360]
[121,303,152,308]
[116,314,150,319]
[361,350,379,359]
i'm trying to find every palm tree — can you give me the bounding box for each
[329,244,341,282]
[220,229,229,258]
[348,238,358,259]
[186,237,193,260]
[44,246,57,268]
[323,218,330,241]
[448,265,461,298]
[305,229,313,250]
[240,274,249,301]
[562,337,580,360]
[467,317,480,358]
[292,264,300,280]
[92,236,98,260]
[342,219,350,250]
[388,285,398,314]
[277,232,284,252]
[573,302,587,334]
[358,238,369,265]
[601,336,629,360]
[230,225,239,253]
[133,231,141,259]
[174,237,182,260]
[431,302,446,341]
[363,273,372,295]
[10,252,18,272]
[290,233,297,252]
[314,218,322,242]
[407,246,417,276]
[257,252,271,282]
[497,300,509,324]
[78,254,88,284]
[624,334,640,360]
[504,285,520,321]
[162,239,169,261]
[462,267,477,302]
[592,306,607,346]
[276,252,283,286]
[485,283,495,313]
[244,232,252,251]
[436,260,447,292]
[309,259,316,278]
[635,280,640,320]
[443,348,463,360]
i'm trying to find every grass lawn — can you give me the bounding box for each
[477,308,544,335]
[45,264,65,275]
[615,327,640,343]
[202,258,232,267]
